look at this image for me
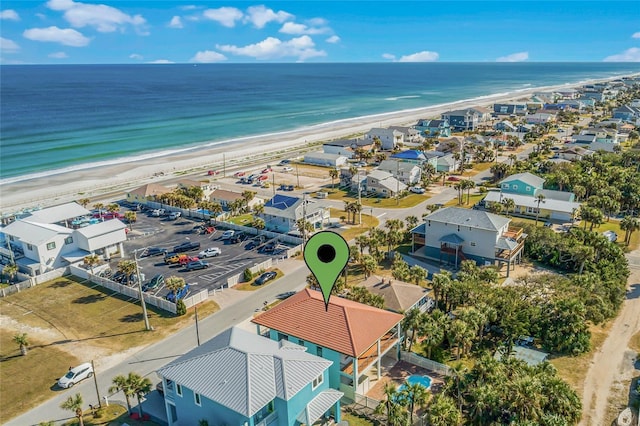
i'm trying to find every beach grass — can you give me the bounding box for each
[0,276,219,422]
[233,269,284,291]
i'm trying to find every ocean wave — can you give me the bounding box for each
[385,95,421,101]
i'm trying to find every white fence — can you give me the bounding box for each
[183,289,209,309]
[1,267,68,297]
[400,351,452,376]
[226,258,273,287]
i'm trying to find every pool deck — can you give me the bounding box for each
[366,360,446,402]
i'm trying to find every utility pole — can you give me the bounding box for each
[357,169,362,225]
[91,360,102,408]
[302,192,307,244]
[195,306,201,346]
[296,164,300,189]
[396,160,400,206]
[272,173,275,196]
[223,153,226,178]
[134,249,151,331]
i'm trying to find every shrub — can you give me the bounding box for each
[176,299,187,316]
[243,268,253,282]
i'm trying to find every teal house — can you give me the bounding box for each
[253,289,404,401]
[499,172,545,196]
[157,326,342,426]
[414,119,452,138]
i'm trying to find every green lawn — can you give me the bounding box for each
[326,188,428,208]
[227,213,254,226]
[329,209,380,241]
[341,413,375,426]
[444,193,486,208]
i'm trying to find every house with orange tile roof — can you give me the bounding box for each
[252,288,404,401]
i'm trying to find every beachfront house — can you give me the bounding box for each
[359,275,434,313]
[252,288,404,401]
[209,189,263,210]
[613,105,640,124]
[494,121,517,132]
[493,102,528,116]
[303,152,348,168]
[377,159,421,185]
[260,194,328,233]
[176,179,216,201]
[483,172,581,222]
[525,112,556,125]
[388,126,425,143]
[410,207,525,276]
[126,183,171,204]
[441,109,481,131]
[323,140,356,158]
[157,326,342,426]
[414,119,452,138]
[364,128,404,150]
[1,202,127,276]
[364,170,407,198]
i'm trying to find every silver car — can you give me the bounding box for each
[58,362,94,388]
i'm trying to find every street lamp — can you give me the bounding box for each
[133,248,151,331]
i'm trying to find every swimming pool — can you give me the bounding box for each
[399,375,432,392]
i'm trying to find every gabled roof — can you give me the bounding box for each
[2,220,70,245]
[75,219,127,239]
[128,183,170,198]
[390,150,426,161]
[252,289,403,357]
[378,160,419,173]
[323,139,355,147]
[501,172,545,188]
[424,207,510,232]
[360,276,430,313]
[177,178,207,188]
[157,327,332,418]
[26,202,90,224]
[209,189,244,203]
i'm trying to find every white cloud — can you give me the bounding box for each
[180,5,199,11]
[496,51,529,62]
[203,7,243,27]
[48,51,68,58]
[398,51,439,62]
[0,37,20,52]
[244,5,293,29]
[1,9,20,20]
[46,0,147,33]
[129,53,143,60]
[168,16,183,29]
[23,26,90,47]
[326,35,340,44]
[632,32,640,39]
[190,50,227,63]
[382,53,396,61]
[147,59,174,64]
[217,35,325,61]
[603,47,640,62]
[36,13,47,20]
[279,22,329,35]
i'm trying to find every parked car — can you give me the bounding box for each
[173,241,201,253]
[185,260,210,271]
[58,363,94,388]
[112,271,126,283]
[257,175,269,181]
[278,159,290,165]
[221,230,235,240]
[142,247,167,258]
[151,209,166,217]
[166,284,190,302]
[179,256,200,266]
[410,186,426,194]
[261,240,279,253]
[229,232,248,243]
[245,240,259,250]
[143,274,165,292]
[276,291,296,300]
[199,247,221,258]
[207,170,220,176]
[234,171,246,177]
[262,166,273,173]
[254,271,277,286]
[165,253,192,265]
[168,212,182,220]
[282,166,293,172]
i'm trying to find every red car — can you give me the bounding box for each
[257,175,269,181]
[234,171,246,177]
[207,170,220,176]
[447,176,461,182]
[92,212,124,220]
[179,256,199,266]
[262,167,272,173]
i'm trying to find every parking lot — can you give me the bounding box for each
[111,207,294,300]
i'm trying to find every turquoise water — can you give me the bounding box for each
[402,375,432,390]
[1,63,639,182]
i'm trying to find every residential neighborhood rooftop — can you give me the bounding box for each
[424,207,510,232]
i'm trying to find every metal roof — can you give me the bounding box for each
[76,219,127,239]
[495,237,520,251]
[2,220,70,245]
[484,191,581,215]
[296,389,343,424]
[26,202,90,224]
[264,194,300,211]
[501,172,545,189]
[424,207,510,232]
[390,150,426,161]
[439,233,465,245]
[157,327,332,417]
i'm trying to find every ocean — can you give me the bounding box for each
[1,62,639,183]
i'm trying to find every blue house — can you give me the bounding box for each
[613,105,640,123]
[253,289,404,402]
[414,119,451,138]
[441,109,481,131]
[499,172,544,197]
[390,149,427,164]
[157,326,342,426]
[260,194,328,233]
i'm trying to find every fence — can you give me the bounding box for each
[1,267,68,297]
[354,393,380,410]
[400,351,452,376]
[183,289,209,309]
[226,258,274,287]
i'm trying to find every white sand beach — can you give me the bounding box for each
[0,75,629,214]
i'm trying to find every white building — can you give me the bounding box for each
[2,202,127,276]
[377,159,421,185]
[364,128,405,150]
[303,152,348,168]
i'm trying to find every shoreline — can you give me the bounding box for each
[0,73,635,214]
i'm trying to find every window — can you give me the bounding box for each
[194,392,201,406]
[312,373,323,390]
[26,244,33,251]
[277,333,288,341]
[470,242,476,247]
[316,346,323,357]
[7,236,13,241]
[176,384,182,396]
[298,339,305,346]
[512,184,518,190]
[502,183,509,189]
[64,237,73,245]
[46,242,56,250]
[526,186,531,192]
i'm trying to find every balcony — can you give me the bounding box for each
[342,332,398,377]
[503,226,524,240]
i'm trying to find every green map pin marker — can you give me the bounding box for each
[304,231,349,310]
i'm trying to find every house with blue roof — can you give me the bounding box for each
[414,119,451,138]
[260,194,328,233]
[390,150,426,164]
[157,326,342,426]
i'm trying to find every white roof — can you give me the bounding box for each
[2,220,70,245]
[26,202,90,224]
[76,219,127,239]
[484,191,580,214]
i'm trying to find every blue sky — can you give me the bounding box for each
[1,1,639,64]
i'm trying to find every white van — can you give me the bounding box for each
[169,211,182,220]
[221,230,235,240]
[151,209,165,217]
[58,362,94,388]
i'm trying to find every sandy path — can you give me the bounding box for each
[580,251,640,425]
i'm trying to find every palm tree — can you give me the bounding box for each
[124,211,137,230]
[360,254,377,278]
[534,193,546,225]
[13,332,29,356]
[404,215,419,231]
[83,254,100,275]
[3,263,18,283]
[253,217,265,235]
[166,276,186,299]
[430,271,452,308]
[117,260,137,286]
[210,202,223,222]
[401,381,430,425]
[329,168,339,189]
[93,202,104,220]
[409,265,426,286]
[402,308,423,351]
[77,198,90,208]
[426,394,462,426]
[501,197,516,217]
[252,203,264,218]
[131,373,153,418]
[60,393,84,426]
[109,374,134,414]
[355,234,369,257]
[621,216,640,246]
[462,179,475,205]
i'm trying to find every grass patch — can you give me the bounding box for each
[341,413,375,426]
[470,161,495,173]
[630,330,640,353]
[62,404,129,425]
[326,188,428,209]
[227,213,254,226]
[444,193,486,208]
[549,321,614,396]
[329,209,380,241]
[0,276,219,422]
[234,269,284,291]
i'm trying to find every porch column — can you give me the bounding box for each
[352,356,358,395]
[334,399,341,423]
[119,242,125,257]
[377,339,381,380]
[507,259,511,277]
[455,245,459,268]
